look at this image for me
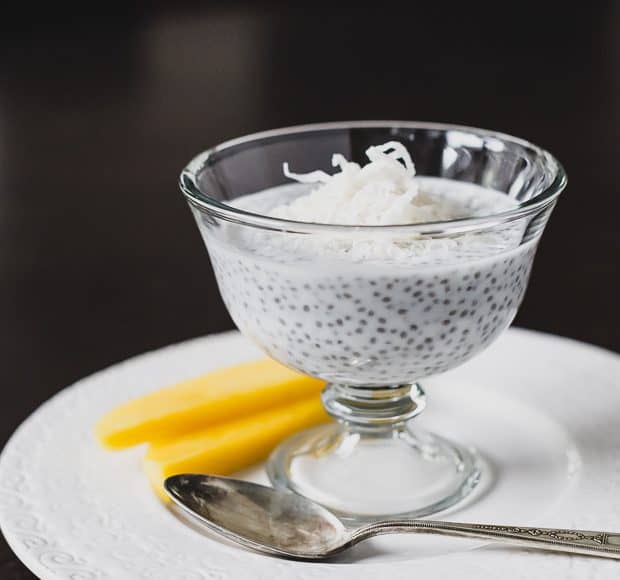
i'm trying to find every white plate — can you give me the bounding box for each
[1,328,619,580]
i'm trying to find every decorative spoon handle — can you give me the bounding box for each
[354,520,620,559]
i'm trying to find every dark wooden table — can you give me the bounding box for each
[1,3,618,577]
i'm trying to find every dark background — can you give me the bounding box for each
[1,2,618,577]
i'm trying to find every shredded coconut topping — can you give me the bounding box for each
[274,141,457,225]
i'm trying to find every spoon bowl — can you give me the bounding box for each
[165,474,349,558]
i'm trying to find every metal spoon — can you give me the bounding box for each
[165,474,620,560]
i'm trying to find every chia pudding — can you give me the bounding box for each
[196,143,538,385]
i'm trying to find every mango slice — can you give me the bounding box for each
[96,358,325,449]
[144,395,329,500]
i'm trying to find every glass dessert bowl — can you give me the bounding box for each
[180,121,566,523]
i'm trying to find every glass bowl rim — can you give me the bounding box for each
[179,120,567,236]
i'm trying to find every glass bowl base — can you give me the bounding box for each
[267,422,481,524]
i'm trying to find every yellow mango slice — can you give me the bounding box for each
[96,358,325,449]
[144,396,329,501]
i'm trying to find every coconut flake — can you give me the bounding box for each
[282,162,331,184]
[366,141,415,173]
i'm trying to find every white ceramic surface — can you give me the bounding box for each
[0,328,619,579]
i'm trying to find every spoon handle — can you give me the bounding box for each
[355,520,620,559]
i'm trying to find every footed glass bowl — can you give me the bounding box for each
[180,122,566,523]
